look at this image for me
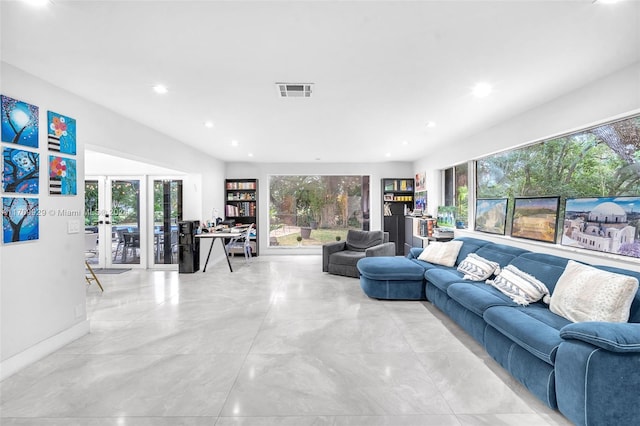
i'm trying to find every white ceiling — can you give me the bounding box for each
[2,0,639,163]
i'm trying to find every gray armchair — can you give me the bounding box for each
[322,230,396,278]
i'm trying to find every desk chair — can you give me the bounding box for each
[84,232,104,291]
[225,223,254,262]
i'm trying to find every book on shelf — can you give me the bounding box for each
[226,181,256,190]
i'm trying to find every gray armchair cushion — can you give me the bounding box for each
[345,230,385,251]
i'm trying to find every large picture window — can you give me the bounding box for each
[475,114,640,255]
[269,175,369,247]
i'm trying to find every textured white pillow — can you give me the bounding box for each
[550,260,639,323]
[487,265,550,306]
[417,240,463,267]
[457,253,501,281]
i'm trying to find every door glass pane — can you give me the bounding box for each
[84,180,99,264]
[153,180,182,264]
[111,180,140,265]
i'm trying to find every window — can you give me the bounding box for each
[443,163,469,228]
[269,175,369,246]
[476,114,640,237]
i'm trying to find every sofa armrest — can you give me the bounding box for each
[560,322,640,353]
[365,242,396,257]
[407,247,424,260]
[322,241,346,272]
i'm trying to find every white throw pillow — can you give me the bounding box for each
[417,240,463,267]
[457,253,501,281]
[487,265,550,306]
[550,260,639,323]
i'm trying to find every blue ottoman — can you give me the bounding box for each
[357,257,426,300]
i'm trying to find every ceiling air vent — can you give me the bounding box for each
[276,83,313,98]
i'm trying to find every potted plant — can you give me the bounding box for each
[300,227,312,239]
[296,235,303,246]
[335,235,341,241]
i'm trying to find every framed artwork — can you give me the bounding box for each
[49,155,77,195]
[47,111,76,155]
[415,190,427,211]
[415,172,426,191]
[3,197,39,243]
[562,196,640,259]
[436,205,456,228]
[511,196,560,243]
[1,95,39,148]
[475,198,508,235]
[3,147,39,194]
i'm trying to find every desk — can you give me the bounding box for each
[196,232,242,272]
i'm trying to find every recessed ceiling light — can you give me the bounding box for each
[402,141,409,146]
[204,121,214,128]
[152,84,168,95]
[248,153,254,157]
[472,82,492,98]
[231,140,239,147]
[595,0,623,3]
[426,121,436,128]
[385,152,391,158]
[22,0,50,7]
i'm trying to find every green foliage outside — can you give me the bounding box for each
[476,115,640,234]
[269,175,365,246]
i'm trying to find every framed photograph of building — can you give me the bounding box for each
[511,196,560,243]
[475,198,508,235]
[562,196,640,258]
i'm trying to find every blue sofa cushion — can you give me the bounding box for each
[357,256,425,281]
[560,322,640,353]
[484,305,571,365]
[508,252,569,293]
[447,282,518,317]
[425,268,467,293]
[474,243,530,268]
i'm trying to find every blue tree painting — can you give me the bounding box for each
[2,197,39,243]
[3,147,39,194]
[1,95,39,148]
[47,111,76,155]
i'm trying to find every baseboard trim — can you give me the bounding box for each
[0,320,90,381]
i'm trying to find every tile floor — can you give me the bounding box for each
[1,255,574,426]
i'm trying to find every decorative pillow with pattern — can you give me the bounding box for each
[417,240,463,267]
[487,265,550,306]
[550,260,639,323]
[457,253,501,281]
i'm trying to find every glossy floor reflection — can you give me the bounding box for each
[1,255,573,426]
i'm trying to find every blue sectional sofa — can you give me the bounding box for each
[356,236,640,426]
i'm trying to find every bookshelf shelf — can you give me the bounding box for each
[225,178,259,256]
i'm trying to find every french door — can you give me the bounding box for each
[85,176,182,269]
[85,176,146,268]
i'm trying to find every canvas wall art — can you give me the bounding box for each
[49,155,77,195]
[47,111,76,155]
[3,197,39,243]
[475,198,508,235]
[436,205,457,228]
[415,172,426,191]
[511,196,559,243]
[562,196,640,258]
[415,190,427,212]
[3,147,39,194]
[1,95,39,148]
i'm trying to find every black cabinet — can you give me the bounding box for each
[178,220,200,273]
[382,178,414,255]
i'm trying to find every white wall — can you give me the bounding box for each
[413,61,640,271]
[0,63,225,379]
[226,161,413,254]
